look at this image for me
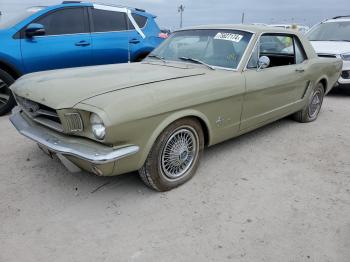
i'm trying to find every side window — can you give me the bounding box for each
[36,8,87,35]
[259,34,296,68]
[131,14,148,28]
[91,9,127,32]
[260,35,294,55]
[294,37,307,64]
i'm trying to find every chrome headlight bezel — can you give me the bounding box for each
[340,52,350,61]
[90,113,106,140]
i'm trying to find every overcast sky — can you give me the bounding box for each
[0,0,348,29]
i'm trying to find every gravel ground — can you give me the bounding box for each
[0,90,350,262]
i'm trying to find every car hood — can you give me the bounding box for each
[310,41,350,55]
[11,62,206,109]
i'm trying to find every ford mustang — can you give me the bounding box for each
[10,25,342,191]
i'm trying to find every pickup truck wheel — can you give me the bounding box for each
[0,69,16,116]
[293,82,325,123]
[139,118,204,191]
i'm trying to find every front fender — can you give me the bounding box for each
[137,109,213,167]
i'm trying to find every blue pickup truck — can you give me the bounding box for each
[0,1,165,115]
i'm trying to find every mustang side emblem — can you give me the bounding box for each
[216,116,225,127]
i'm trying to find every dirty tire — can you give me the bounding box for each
[0,69,16,116]
[293,82,325,123]
[139,118,204,192]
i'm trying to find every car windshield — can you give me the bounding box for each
[0,7,43,29]
[147,29,253,70]
[307,21,350,41]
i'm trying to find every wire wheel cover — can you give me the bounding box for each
[0,79,10,106]
[308,90,322,118]
[160,127,198,179]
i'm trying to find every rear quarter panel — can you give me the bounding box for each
[306,57,342,94]
[298,32,342,92]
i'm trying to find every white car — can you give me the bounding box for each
[307,16,350,87]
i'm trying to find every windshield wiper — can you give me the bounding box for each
[147,54,166,63]
[179,57,215,70]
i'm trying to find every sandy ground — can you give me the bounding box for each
[0,90,350,262]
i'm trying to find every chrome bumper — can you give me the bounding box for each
[10,108,139,165]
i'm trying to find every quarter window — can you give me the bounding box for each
[36,8,87,35]
[132,14,147,28]
[91,9,127,32]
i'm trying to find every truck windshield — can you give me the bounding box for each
[147,29,253,70]
[307,21,350,42]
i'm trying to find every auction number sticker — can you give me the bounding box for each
[214,32,243,43]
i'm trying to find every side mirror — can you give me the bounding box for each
[258,56,270,71]
[25,23,45,38]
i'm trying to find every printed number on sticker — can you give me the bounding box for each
[214,32,243,43]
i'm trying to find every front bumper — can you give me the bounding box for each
[10,108,139,172]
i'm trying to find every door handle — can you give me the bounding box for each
[129,39,140,44]
[75,40,90,47]
[295,68,305,73]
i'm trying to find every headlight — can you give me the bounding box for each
[340,52,350,61]
[90,113,106,140]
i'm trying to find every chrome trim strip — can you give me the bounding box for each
[237,32,256,71]
[36,109,60,118]
[10,108,139,165]
[32,116,64,133]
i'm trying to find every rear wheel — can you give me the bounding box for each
[139,118,204,191]
[293,82,325,123]
[0,69,16,116]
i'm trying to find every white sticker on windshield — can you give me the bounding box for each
[214,32,243,43]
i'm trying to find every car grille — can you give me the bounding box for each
[317,53,337,58]
[64,113,84,132]
[16,96,64,132]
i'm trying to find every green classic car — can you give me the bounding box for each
[10,25,342,191]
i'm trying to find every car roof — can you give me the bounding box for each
[177,24,299,35]
[57,1,151,15]
[323,15,350,23]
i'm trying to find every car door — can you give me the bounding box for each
[89,6,130,65]
[241,33,310,130]
[21,7,92,73]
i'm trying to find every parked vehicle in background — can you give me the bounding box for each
[269,24,310,34]
[307,16,350,89]
[159,28,171,38]
[10,25,342,191]
[0,1,164,116]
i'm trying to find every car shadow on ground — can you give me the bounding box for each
[328,86,350,96]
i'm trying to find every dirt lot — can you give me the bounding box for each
[0,90,350,262]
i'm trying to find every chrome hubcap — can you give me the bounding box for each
[308,90,322,119]
[0,79,10,106]
[161,127,198,179]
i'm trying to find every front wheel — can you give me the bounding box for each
[0,69,16,116]
[139,118,204,191]
[293,82,325,123]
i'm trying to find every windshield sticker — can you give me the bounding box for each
[214,33,243,43]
